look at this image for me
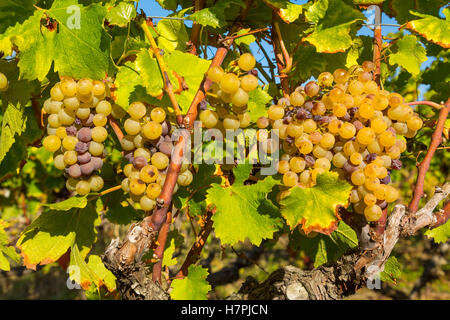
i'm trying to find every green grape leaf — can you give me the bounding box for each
[280,172,352,235]
[247,87,272,122]
[0,220,21,271]
[156,0,179,11]
[305,0,328,24]
[234,29,256,46]
[44,196,89,211]
[105,1,136,27]
[389,35,427,75]
[303,0,365,53]
[105,192,144,225]
[16,204,99,270]
[291,221,358,267]
[188,0,244,29]
[135,49,165,97]
[170,265,211,300]
[156,19,189,52]
[0,0,37,34]
[387,0,448,25]
[424,220,450,244]
[380,256,401,283]
[0,103,26,165]
[113,61,145,109]
[206,164,281,246]
[162,230,184,268]
[263,0,303,23]
[1,1,111,81]
[68,244,116,291]
[405,9,450,49]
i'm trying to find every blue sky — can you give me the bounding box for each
[138,0,434,98]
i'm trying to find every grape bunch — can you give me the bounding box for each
[269,61,422,222]
[119,101,193,211]
[0,72,8,91]
[42,77,123,195]
[199,53,259,130]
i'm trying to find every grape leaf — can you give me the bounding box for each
[170,265,211,300]
[387,0,448,25]
[188,0,244,29]
[156,19,189,52]
[280,172,352,235]
[1,1,112,81]
[156,0,179,11]
[380,256,401,283]
[247,87,272,122]
[291,221,358,267]
[234,29,256,46]
[305,0,328,24]
[16,204,99,270]
[135,49,165,97]
[68,244,116,291]
[0,0,37,34]
[206,164,281,246]
[105,1,136,27]
[406,9,450,49]
[113,61,145,109]
[0,103,26,164]
[0,220,21,271]
[105,192,144,225]
[424,220,450,244]
[162,230,184,268]
[303,0,365,53]
[263,0,303,23]
[43,196,89,211]
[389,35,427,75]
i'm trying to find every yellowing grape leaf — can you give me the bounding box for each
[68,244,116,291]
[389,35,427,75]
[162,230,184,268]
[263,0,303,23]
[170,265,211,300]
[424,220,450,244]
[105,1,136,27]
[247,87,272,122]
[0,103,26,165]
[405,9,450,49]
[280,172,352,235]
[17,204,99,270]
[0,220,21,271]
[206,164,281,246]
[380,256,401,283]
[303,0,365,53]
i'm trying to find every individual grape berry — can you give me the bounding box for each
[76,180,91,195]
[364,204,382,221]
[283,171,298,187]
[77,127,91,143]
[390,159,402,170]
[62,136,78,151]
[129,178,146,196]
[333,68,349,84]
[146,183,162,200]
[96,100,112,116]
[77,152,91,164]
[289,91,305,107]
[0,72,7,91]
[75,142,89,154]
[220,73,240,94]
[238,53,256,71]
[177,170,193,186]
[240,74,258,92]
[80,162,94,176]
[151,152,169,170]
[142,121,163,140]
[268,105,284,120]
[43,135,61,152]
[68,163,83,179]
[133,156,148,169]
[77,78,93,95]
[223,115,240,130]
[89,141,104,157]
[304,81,320,97]
[208,66,225,83]
[54,154,66,170]
[89,175,104,192]
[140,165,159,183]
[317,72,334,87]
[231,88,249,107]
